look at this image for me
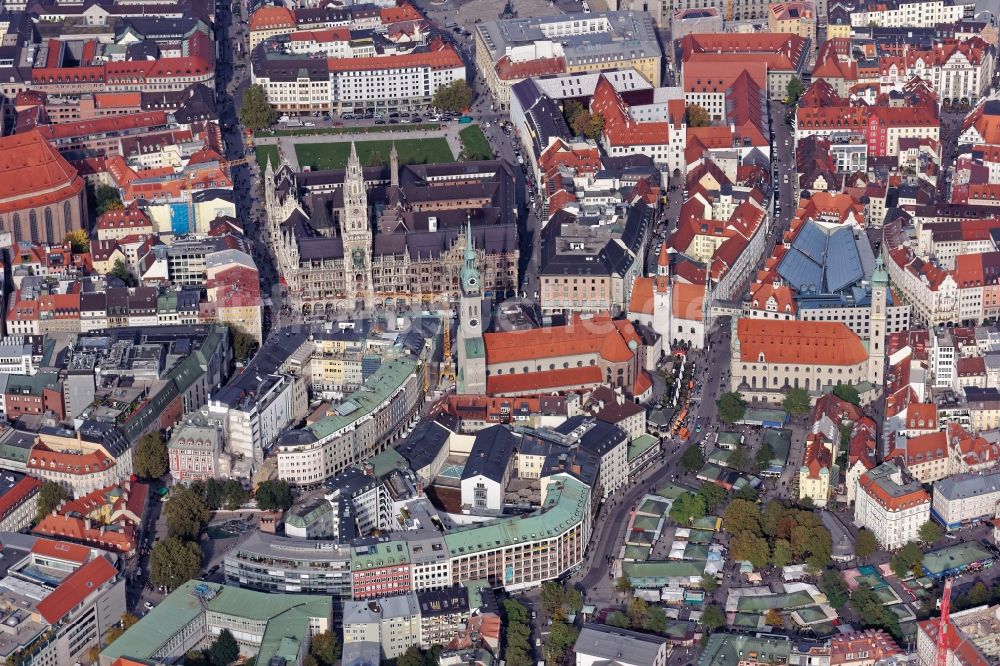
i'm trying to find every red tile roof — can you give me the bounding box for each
[736,318,868,366]
[888,431,947,468]
[0,130,85,214]
[628,277,655,315]
[35,555,117,624]
[486,365,603,396]
[30,538,90,564]
[0,476,41,521]
[484,313,639,365]
[329,41,463,72]
[250,6,295,32]
[380,3,422,23]
[494,54,565,80]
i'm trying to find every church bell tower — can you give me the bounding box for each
[457,220,487,394]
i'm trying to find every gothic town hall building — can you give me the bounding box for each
[264,143,520,315]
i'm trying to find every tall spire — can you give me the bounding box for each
[390,142,399,189]
[464,214,476,268]
[656,243,671,293]
[348,141,359,168]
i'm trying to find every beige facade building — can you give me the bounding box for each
[768,1,817,43]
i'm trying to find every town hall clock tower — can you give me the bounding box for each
[342,142,374,311]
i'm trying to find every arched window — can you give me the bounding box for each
[44,208,53,243]
[64,201,73,234]
[29,210,38,244]
[11,213,20,242]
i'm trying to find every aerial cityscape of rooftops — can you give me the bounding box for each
[2,0,1000,664]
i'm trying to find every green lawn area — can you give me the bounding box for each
[255,145,280,169]
[256,123,440,138]
[294,138,453,170]
[458,125,493,160]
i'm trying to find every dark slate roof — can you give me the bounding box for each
[397,419,452,473]
[462,425,515,483]
[555,415,628,458]
[298,236,344,261]
[416,586,470,618]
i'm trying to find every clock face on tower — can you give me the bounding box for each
[352,208,362,227]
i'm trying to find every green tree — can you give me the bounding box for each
[753,443,776,473]
[771,539,793,568]
[735,484,759,502]
[626,597,648,627]
[504,647,532,666]
[239,84,279,131]
[431,80,474,113]
[208,629,239,666]
[723,499,762,536]
[570,110,605,139]
[150,537,202,591]
[605,611,630,628]
[964,581,991,607]
[563,99,584,126]
[309,630,340,666]
[731,531,770,569]
[544,622,579,664]
[855,528,878,559]
[729,446,749,471]
[669,492,706,525]
[203,478,224,511]
[222,479,247,510]
[565,587,584,614]
[64,229,91,253]
[644,606,669,633]
[423,646,442,666]
[698,483,727,512]
[164,485,210,541]
[761,500,787,537]
[255,479,293,511]
[701,605,726,630]
[890,542,924,579]
[786,76,804,105]
[91,184,124,216]
[919,520,942,544]
[832,383,860,405]
[679,445,704,473]
[228,325,259,363]
[782,387,811,417]
[686,104,710,127]
[134,431,169,479]
[765,608,783,628]
[850,586,901,639]
[503,598,529,625]
[540,581,566,617]
[717,392,746,424]
[36,481,67,521]
[820,569,849,609]
[110,258,136,287]
[702,573,719,592]
[615,575,632,594]
[397,646,424,666]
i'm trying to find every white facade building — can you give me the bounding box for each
[854,462,931,550]
[932,471,1000,530]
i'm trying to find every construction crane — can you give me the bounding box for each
[936,577,953,666]
[440,313,456,384]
